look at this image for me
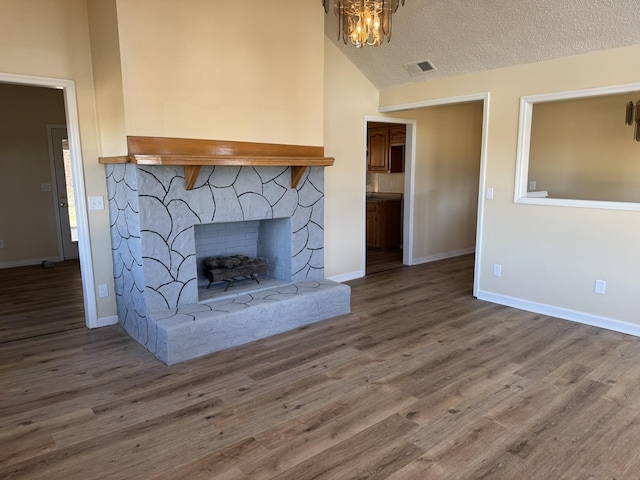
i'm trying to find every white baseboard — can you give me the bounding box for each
[328,270,365,283]
[412,247,475,266]
[328,248,476,282]
[89,315,119,329]
[476,290,640,338]
[0,256,61,269]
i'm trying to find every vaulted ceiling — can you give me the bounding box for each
[323,0,640,90]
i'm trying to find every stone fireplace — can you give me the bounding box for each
[104,137,350,365]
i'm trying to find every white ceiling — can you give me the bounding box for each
[324,0,640,90]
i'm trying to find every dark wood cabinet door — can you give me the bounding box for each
[366,200,401,249]
[367,129,389,172]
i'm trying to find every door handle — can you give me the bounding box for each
[60,202,68,208]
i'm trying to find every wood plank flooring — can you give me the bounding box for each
[0,260,85,343]
[3,255,640,478]
[366,247,404,275]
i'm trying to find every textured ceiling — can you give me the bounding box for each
[324,0,640,90]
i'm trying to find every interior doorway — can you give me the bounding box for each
[365,120,409,275]
[363,116,416,276]
[0,72,97,327]
[371,94,489,297]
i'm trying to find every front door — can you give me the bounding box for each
[49,126,79,260]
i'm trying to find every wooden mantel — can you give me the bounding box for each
[99,136,335,190]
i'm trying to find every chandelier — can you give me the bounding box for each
[322,0,406,48]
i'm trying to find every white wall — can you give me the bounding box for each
[380,44,640,330]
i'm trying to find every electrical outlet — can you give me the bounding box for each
[529,180,537,191]
[41,183,52,192]
[98,284,109,298]
[0,239,4,249]
[594,279,606,295]
[390,180,396,188]
[493,264,502,277]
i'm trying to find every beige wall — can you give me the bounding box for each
[0,0,116,319]
[8,0,638,331]
[0,0,328,322]
[323,45,482,276]
[87,0,126,157]
[115,0,324,146]
[381,44,640,326]
[0,84,66,264]
[323,38,379,277]
[529,92,640,202]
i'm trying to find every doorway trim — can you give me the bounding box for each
[0,72,97,328]
[379,92,490,298]
[363,115,417,271]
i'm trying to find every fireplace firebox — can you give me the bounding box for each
[194,217,292,297]
[203,255,267,290]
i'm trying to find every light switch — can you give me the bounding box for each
[98,284,109,298]
[88,196,105,210]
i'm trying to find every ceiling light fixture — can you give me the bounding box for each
[322,0,406,48]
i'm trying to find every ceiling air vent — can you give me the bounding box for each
[404,59,436,76]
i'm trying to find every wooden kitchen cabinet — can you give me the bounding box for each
[366,199,402,249]
[389,126,406,146]
[367,128,389,172]
[367,125,406,173]
[366,203,377,248]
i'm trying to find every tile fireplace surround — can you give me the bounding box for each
[104,138,350,364]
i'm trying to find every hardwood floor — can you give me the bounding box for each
[0,260,85,343]
[366,247,404,275]
[2,254,640,478]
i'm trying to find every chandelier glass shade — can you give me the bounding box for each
[322,0,406,48]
